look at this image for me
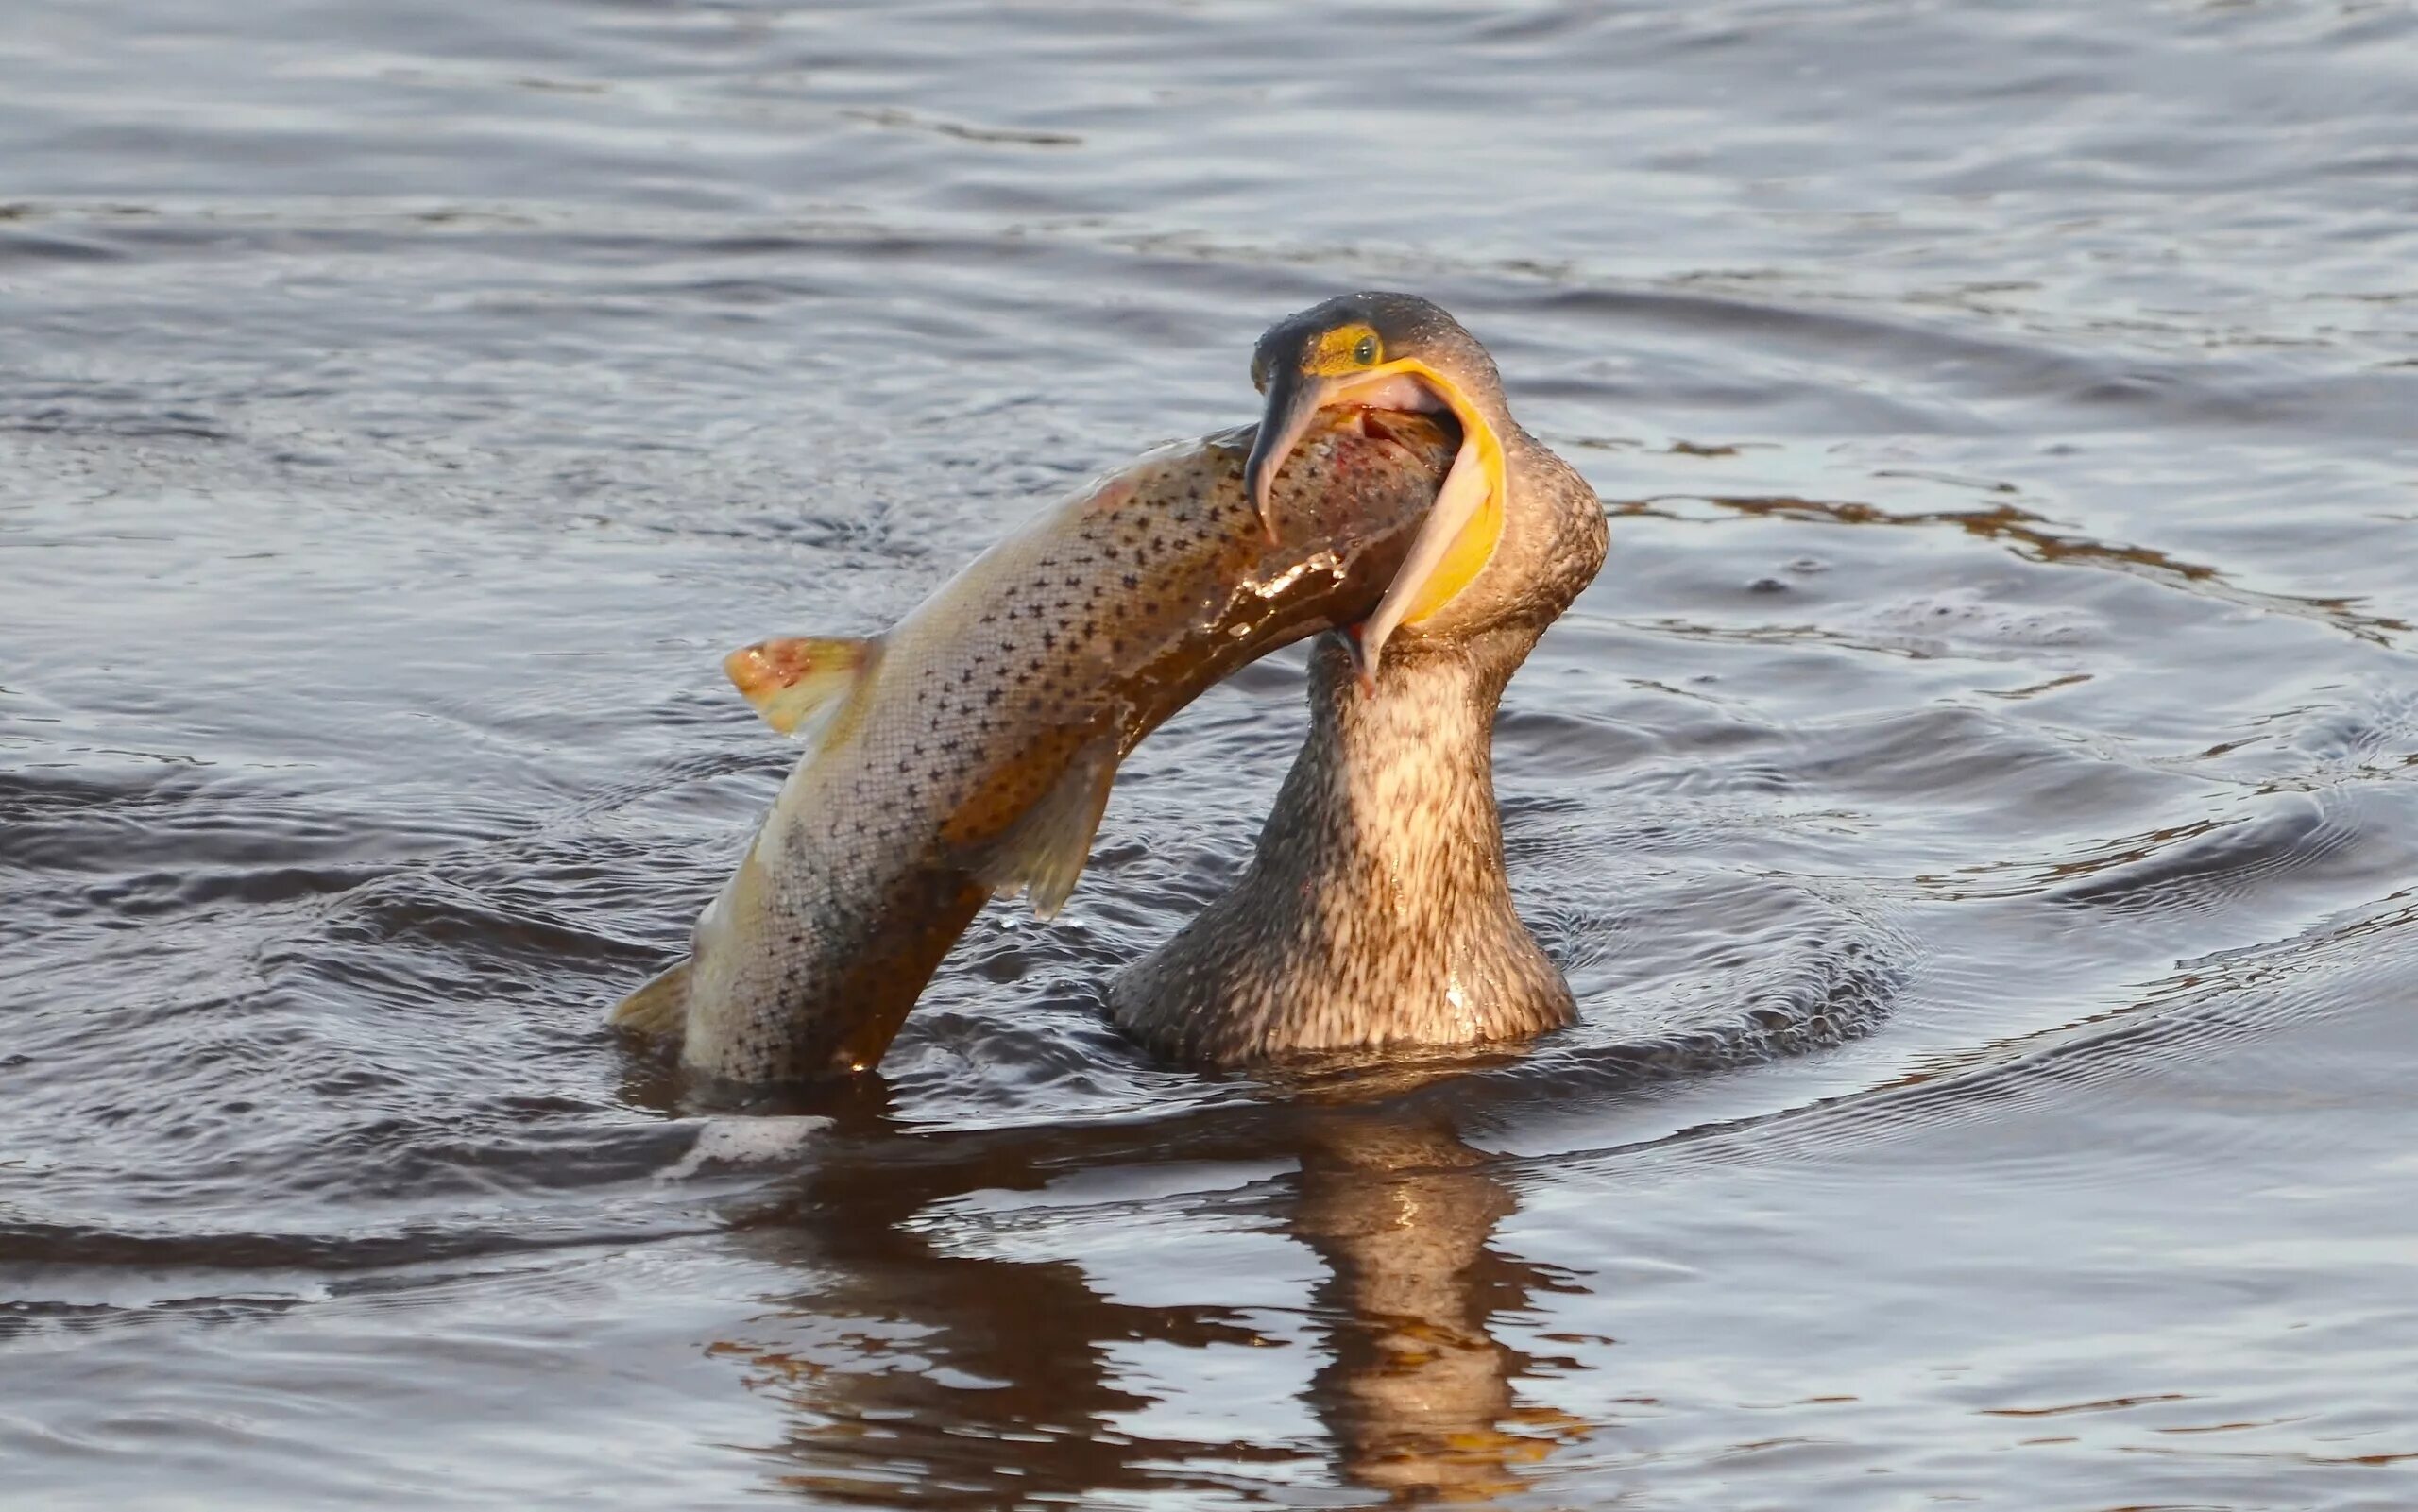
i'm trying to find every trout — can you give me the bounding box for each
[611,409,1458,1083]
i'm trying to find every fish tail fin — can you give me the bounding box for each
[965,734,1121,923]
[724,636,877,742]
[609,959,692,1040]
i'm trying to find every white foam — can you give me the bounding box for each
[657,1115,834,1181]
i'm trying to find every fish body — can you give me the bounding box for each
[615,409,1456,1084]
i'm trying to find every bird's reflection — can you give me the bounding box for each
[712,1086,1583,1506]
[1293,1111,1579,1501]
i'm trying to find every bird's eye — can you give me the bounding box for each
[1353,334,1378,365]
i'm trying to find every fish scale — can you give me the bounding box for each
[611,409,1457,1085]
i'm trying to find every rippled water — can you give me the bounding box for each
[6,1,2417,1506]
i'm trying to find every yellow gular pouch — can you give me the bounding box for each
[1353,356,1508,633]
[1396,435,1505,625]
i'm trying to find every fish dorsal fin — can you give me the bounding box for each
[965,734,1121,923]
[723,636,876,743]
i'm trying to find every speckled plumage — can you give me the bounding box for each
[624,411,1460,1085]
[1110,294,1609,1066]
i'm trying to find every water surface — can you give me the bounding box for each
[5,1,2416,1507]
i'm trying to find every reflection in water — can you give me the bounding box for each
[716,1104,1578,1505]
[1293,1112,1580,1502]
[718,1159,1283,1504]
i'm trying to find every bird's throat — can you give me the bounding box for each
[1108,630,1575,1065]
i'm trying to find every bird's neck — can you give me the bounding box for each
[1109,629,1573,1064]
[1278,634,1524,912]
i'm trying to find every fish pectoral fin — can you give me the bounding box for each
[964,735,1121,924]
[723,636,876,740]
[608,959,691,1039]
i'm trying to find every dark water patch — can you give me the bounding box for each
[2048,793,2376,915]
[0,229,128,266]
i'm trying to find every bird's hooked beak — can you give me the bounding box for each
[1244,357,1507,688]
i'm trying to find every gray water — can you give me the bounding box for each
[4,1,2417,1506]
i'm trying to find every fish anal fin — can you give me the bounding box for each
[609,959,691,1040]
[724,636,875,739]
[965,736,1121,923]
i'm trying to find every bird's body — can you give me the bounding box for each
[1112,293,1608,1066]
